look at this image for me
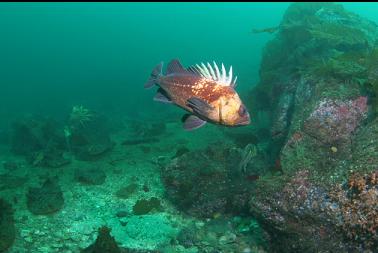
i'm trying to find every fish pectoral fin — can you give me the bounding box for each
[182,114,206,131]
[153,88,172,103]
[186,97,213,116]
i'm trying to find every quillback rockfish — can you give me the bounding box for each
[145,59,250,130]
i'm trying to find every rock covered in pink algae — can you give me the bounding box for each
[303,96,368,143]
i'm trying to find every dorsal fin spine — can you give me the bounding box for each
[232,76,238,87]
[207,62,216,80]
[228,66,233,85]
[213,61,221,81]
[221,63,226,83]
[201,62,211,78]
[187,61,237,87]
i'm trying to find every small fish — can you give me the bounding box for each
[251,26,279,34]
[145,59,250,130]
[246,174,260,182]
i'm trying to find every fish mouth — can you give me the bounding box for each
[235,114,251,126]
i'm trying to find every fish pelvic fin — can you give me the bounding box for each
[144,62,163,89]
[182,114,206,131]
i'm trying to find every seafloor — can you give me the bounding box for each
[0,122,265,253]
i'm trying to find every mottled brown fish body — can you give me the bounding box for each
[145,59,250,129]
[159,74,231,111]
[158,73,244,125]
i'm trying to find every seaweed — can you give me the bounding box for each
[309,23,367,48]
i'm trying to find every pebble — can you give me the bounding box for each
[34,230,46,236]
[21,229,30,237]
[37,246,50,253]
[242,247,252,253]
[187,246,199,253]
[116,210,129,217]
[25,236,33,243]
[79,241,90,249]
[119,218,128,226]
[51,243,62,248]
[82,235,90,242]
[195,221,205,228]
[218,232,237,245]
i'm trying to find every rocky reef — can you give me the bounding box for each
[246,2,378,252]
[161,141,258,218]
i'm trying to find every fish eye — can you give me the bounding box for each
[238,105,247,116]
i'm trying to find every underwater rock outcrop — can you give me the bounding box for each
[81,226,122,253]
[161,142,255,218]
[26,178,64,215]
[66,106,114,161]
[10,115,70,168]
[247,2,378,252]
[0,199,15,252]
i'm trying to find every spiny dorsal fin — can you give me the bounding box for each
[166,59,189,75]
[188,61,238,87]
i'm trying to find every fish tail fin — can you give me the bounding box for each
[144,62,163,89]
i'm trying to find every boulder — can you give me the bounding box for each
[69,113,114,161]
[247,3,378,252]
[161,142,255,218]
[27,178,64,215]
[0,199,15,252]
[81,226,122,253]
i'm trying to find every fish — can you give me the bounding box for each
[144,59,250,131]
[251,26,279,34]
[246,174,260,182]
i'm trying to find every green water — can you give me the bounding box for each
[1,2,376,124]
[0,2,291,125]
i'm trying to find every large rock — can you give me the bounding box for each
[81,226,122,253]
[68,113,114,161]
[247,3,378,252]
[0,199,15,252]
[27,178,64,215]
[161,142,256,218]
